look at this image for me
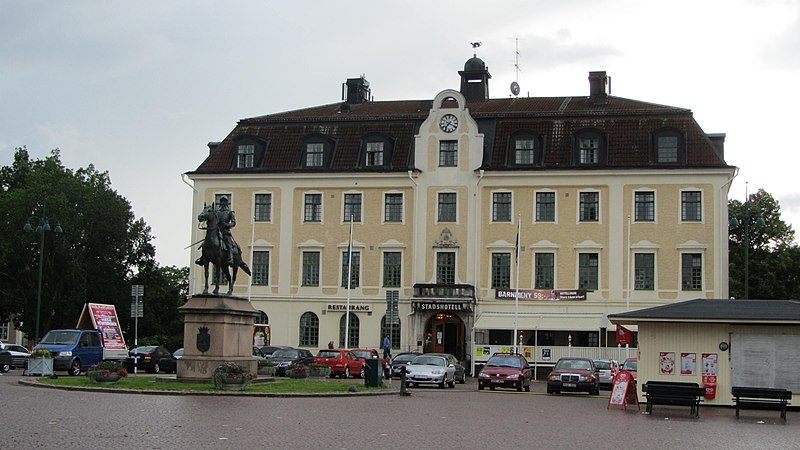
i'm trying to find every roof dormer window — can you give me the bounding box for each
[508,131,543,167]
[366,142,384,166]
[237,144,255,168]
[302,135,334,168]
[652,128,684,164]
[573,129,606,166]
[231,136,265,170]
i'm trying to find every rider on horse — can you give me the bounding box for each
[195,195,237,267]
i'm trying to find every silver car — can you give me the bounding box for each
[592,359,619,388]
[405,354,456,389]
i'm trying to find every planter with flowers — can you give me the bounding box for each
[27,349,54,376]
[309,363,331,378]
[212,362,255,390]
[87,360,128,385]
[287,363,309,379]
[257,360,276,376]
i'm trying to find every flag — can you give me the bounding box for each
[616,325,634,345]
[515,219,521,264]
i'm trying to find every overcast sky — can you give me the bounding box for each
[2,0,799,268]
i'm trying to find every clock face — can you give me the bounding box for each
[439,114,458,133]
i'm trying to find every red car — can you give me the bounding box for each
[621,357,638,380]
[314,349,366,378]
[351,348,388,374]
[478,354,531,392]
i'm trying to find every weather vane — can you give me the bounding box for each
[470,41,482,57]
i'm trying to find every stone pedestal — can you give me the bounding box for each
[177,294,258,382]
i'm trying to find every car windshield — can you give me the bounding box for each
[411,356,446,366]
[393,354,417,364]
[317,350,340,358]
[555,359,592,370]
[486,356,521,368]
[39,331,79,345]
[173,349,184,357]
[272,349,299,358]
[593,360,610,370]
[623,360,638,371]
[352,351,372,359]
[132,346,157,353]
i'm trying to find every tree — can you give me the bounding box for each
[728,188,799,300]
[0,147,157,340]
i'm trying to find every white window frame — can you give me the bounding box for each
[680,188,704,223]
[437,191,458,223]
[633,189,656,223]
[535,190,557,223]
[342,191,363,223]
[254,192,273,223]
[491,191,513,223]
[303,191,323,223]
[383,192,404,224]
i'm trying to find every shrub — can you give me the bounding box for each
[212,362,255,388]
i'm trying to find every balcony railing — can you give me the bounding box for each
[413,283,475,300]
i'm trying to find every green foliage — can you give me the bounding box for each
[212,362,255,388]
[30,349,52,358]
[86,360,128,381]
[728,189,799,299]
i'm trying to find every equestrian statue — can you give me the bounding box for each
[195,196,251,295]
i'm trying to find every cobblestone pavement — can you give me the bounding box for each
[1,371,797,449]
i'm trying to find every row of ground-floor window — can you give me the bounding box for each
[252,309,636,376]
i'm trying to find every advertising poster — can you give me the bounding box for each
[87,303,127,351]
[659,351,675,375]
[680,352,697,375]
[702,353,718,376]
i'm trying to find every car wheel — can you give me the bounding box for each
[343,366,350,378]
[0,364,9,373]
[152,363,160,374]
[439,380,445,389]
[448,378,455,388]
[68,359,81,376]
[459,372,466,384]
[358,366,365,379]
[525,383,531,392]
[517,382,523,392]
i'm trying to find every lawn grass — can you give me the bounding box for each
[36,375,388,394]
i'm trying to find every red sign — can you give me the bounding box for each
[495,289,587,301]
[87,303,127,351]
[608,370,639,410]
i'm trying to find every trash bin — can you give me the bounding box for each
[364,358,382,387]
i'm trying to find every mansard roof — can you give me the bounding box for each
[190,94,729,175]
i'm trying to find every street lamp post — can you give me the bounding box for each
[729,187,765,300]
[24,204,63,342]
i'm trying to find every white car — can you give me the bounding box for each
[0,343,31,371]
[405,354,456,389]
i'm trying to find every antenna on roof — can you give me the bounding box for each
[510,37,522,97]
[470,41,482,57]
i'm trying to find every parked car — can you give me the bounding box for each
[593,359,620,388]
[253,346,268,360]
[405,354,456,389]
[125,346,177,374]
[270,348,314,376]
[314,349,366,378]
[389,352,421,379]
[173,348,184,359]
[546,357,599,395]
[351,348,388,375]
[0,343,30,370]
[425,353,466,383]
[478,354,531,392]
[621,357,638,380]
[34,329,109,376]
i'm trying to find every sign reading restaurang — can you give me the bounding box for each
[495,289,587,301]
[327,304,371,312]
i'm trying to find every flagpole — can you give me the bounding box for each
[514,215,521,353]
[626,215,631,311]
[248,212,255,302]
[345,215,353,349]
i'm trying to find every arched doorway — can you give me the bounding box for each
[424,312,465,361]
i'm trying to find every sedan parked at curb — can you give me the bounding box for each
[271,348,314,376]
[478,354,531,392]
[405,354,456,389]
[425,352,466,383]
[125,346,177,374]
[546,357,599,395]
[0,344,30,370]
[314,349,366,378]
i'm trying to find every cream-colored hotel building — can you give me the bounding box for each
[186,56,734,375]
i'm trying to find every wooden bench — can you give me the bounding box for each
[642,381,705,417]
[732,386,792,421]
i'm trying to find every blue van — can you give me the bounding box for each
[34,329,105,376]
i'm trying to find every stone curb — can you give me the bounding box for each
[17,377,401,398]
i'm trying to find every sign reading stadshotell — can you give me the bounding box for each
[327,304,371,312]
[495,289,587,301]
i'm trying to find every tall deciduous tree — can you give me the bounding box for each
[728,188,798,300]
[0,147,156,340]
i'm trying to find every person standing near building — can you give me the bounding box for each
[383,335,392,359]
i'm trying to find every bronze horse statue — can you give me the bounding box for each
[196,204,251,295]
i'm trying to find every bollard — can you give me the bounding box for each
[400,366,411,396]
